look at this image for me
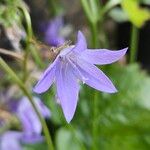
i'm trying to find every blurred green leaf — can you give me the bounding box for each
[96,64,150,149]
[23,142,47,150]
[121,0,150,27]
[0,0,26,27]
[55,127,83,150]
[109,8,129,23]
[140,0,150,5]
[102,0,121,14]
[75,64,150,149]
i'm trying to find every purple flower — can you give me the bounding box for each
[33,31,127,123]
[0,131,22,150]
[0,97,50,150]
[17,97,50,136]
[43,16,65,46]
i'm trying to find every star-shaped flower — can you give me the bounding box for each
[33,31,127,123]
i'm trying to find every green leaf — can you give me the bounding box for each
[23,142,47,150]
[55,128,84,150]
[76,64,150,148]
[121,0,150,27]
[102,0,121,14]
[140,0,150,5]
[109,8,129,23]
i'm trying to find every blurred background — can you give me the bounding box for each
[0,0,150,150]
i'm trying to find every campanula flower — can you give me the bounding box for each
[0,97,50,150]
[33,31,127,123]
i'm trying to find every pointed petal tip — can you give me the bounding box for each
[113,47,128,59]
[62,104,75,124]
[77,30,85,39]
[121,47,128,54]
[108,86,118,93]
[101,84,118,94]
[66,118,72,123]
[73,30,87,53]
[111,88,118,93]
[33,86,44,94]
[78,30,82,34]
[65,114,73,123]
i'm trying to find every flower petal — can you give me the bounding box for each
[0,131,22,150]
[79,48,128,65]
[17,97,42,134]
[72,31,87,53]
[17,97,50,135]
[33,59,58,94]
[21,133,43,144]
[67,58,88,83]
[56,61,79,123]
[75,58,117,93]
[34,97,51,118]
[44,16,65,46]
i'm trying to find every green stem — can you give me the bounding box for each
[90,22,99,48]
[90,21,99,150]
[89,0,99,22]
[0,57,54,150]
[19,6,43,80]
[20,6,32,81]
[92,91,99,150]
[130,25,139,63]
[48,0,59,16]
[81,0,93,23]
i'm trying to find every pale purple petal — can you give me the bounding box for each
[21,133,43,144]
[47,16,63,37]
[79,48,128,65]
[34,97,51,118]
[0,131,22,150]
[72,31,87,53]
[55,60,79,123]
[33,58,58,94]
[17,97,50,134]
[67,58,88,83]
[74,58,117,93]
[17,97,42,134]
[59,47,73,57]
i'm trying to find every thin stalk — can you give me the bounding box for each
[48,0,59,16]
[19,6,33,81]
[89,0,98,23]
[90,21,100,150]
[80,0,93,23]
[90,22,99,48]
[129,25,139,63]
[19,5,43,82]
[0,48,23,60]
[92,91,99,150]
[0,57,54,150]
